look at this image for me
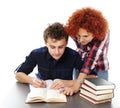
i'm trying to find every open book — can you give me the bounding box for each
[25,79,67,103]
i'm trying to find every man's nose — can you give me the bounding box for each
[55,48,59,54]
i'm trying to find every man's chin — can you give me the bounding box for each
[53,56,61,60]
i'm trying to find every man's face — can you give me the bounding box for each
[77,28,94,45]
[45,37,67,60]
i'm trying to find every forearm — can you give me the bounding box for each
[77,72,97,83]
[77,72,87,83]
[15,72,33,84]
[61,73,97,96]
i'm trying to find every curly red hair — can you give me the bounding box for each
[65,7,109,40]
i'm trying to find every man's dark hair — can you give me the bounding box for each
[43,22,68,42]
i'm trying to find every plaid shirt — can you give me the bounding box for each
[74,33,110,75]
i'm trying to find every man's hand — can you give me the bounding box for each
[31,78,46,88]
[50,79,73,89]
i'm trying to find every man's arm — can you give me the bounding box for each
[15,72,33,84]
[15,72,46,87]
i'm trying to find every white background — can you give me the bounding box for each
[0,0,120,103]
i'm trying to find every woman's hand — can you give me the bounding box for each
[59,80,81,96]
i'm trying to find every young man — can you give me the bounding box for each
[15,22,83,94]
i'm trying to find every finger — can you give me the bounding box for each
[59,87,70,96]
[87,75,98,78]
[51,82,63,89]
[69,90,74,96]
[39,80,46,87]
[35,79,46,87]
[50,82,57,89]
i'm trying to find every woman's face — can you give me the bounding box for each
[77,28,94,45]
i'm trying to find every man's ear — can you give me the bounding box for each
[45,42,48,47]
[45,41,47,45]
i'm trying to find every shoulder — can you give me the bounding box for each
[28,47,48,59]
[65,47,82,64]
[31,46,47,54]
[65,47,79,56]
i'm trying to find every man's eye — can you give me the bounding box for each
[51,47,55,49]
[59,46,65,49]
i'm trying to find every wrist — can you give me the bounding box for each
[76,79,83,85]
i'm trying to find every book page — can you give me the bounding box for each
[46,89,67,102]
[26,79,67,103]
[45,79,60,89]
[29,79,53,91]
[26,88,47,103]
[45,79,53,89]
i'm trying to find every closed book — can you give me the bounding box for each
[80,88,114,101]
[79,93,112,104]
[83,78,115,90]
[81,83,114,95]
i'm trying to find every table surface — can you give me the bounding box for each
[1,82,120,108]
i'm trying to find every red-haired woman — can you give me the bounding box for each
[64,7,109,95]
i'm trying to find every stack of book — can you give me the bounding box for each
[79,78,115,104]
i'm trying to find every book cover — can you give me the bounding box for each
[81,83,114,95]
[79,93,111,104]
[26,79,67,103]
[83,78,115,90]
[80,88,114,101]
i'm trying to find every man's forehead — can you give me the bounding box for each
[47,37,66,42]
